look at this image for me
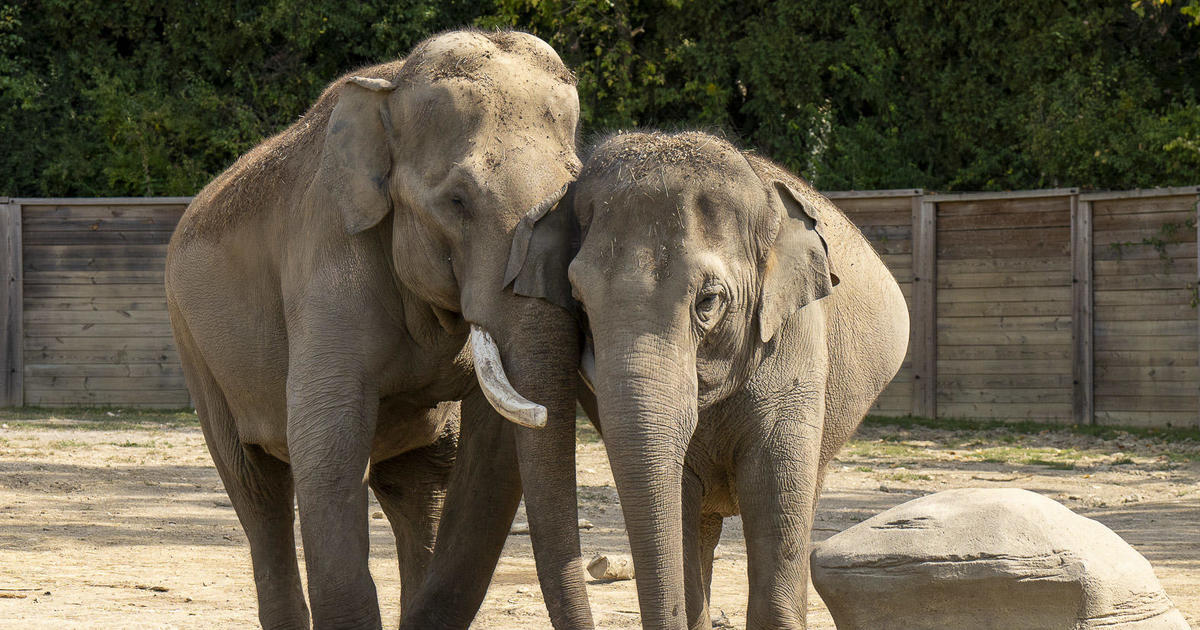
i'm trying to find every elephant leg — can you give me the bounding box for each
[398,390,523,629]
[369,417,458,619]
[173,315,308,630]
[735,405,823,630]
[286,357,381,629]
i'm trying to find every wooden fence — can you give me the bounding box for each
[0,188,1197,427]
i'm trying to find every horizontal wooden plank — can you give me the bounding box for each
[937,270,1070,289]
[938,330,1070,346]
[1091,274,1194,292]
[869,238,912,255]
[25,363,183,377]
[23,389,190,406]
[937,300,1070,318]
[1094,366,1197,383]
[937,315,1071,332]
[1094,289,1194,306]
[24,336,177,351]
[1094,395,1197,412]
[937,388,1071,404]
[1094,410,1199,427]
[19,204,187,220]
[24,310,169,324]
[24,270,165,285]
[938,210,1069,232]
[857,225,912,242]
[937,359,1072,374]
[878,253,913,268]
[22,322,175,337]
[21,230,176,246]
[24,349,180,364]
[937,239,1072,260]
[1093,379,1199,396]
[25,257,167,272]
[1091,195,1199,214]
[13,197,192,206]
[1094,257,1194,276]
[935,196,1071,216]
[23,216,183,232]
[1092,208,1196,232]
[1094,335,1199,351]
[837,209,913,227]
[939,287,1069,303]
[22,283,167,298]
[1099,302,1200,321]
[1095,320,1197,336]
[1092,241,1194,261]
[937,257,1071,274]
[24,297,168,312]
[938,344,1070,360]
[936,402,1072,421]
[936,373,1073,389]
[24,375,186,390]
[24,244,169,260]
[1092,227,1194,248]
[1094,350,1198,367]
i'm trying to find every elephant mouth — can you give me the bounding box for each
[469,324,548,429]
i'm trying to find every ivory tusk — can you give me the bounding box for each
[469,325,547,429]
[579,342,597,394]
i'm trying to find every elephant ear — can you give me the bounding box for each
[756,181,839,343]
[315,76,398,235]
[503,183,579,315]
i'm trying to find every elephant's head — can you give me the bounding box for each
[567,131,837,627]
[312,30,582,425]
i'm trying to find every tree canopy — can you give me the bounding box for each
[2,0,1197,196]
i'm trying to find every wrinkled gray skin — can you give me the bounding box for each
[165,31,593,629]
[566,131,909,630]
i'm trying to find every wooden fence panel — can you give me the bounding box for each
[830,190,922,417]
[3,188,1198,427]
[931,191,1076,422]
[1088,190,1200,428]
[17,200,189,407]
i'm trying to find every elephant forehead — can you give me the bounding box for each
[405,30,575,88]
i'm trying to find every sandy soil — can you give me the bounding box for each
[0,416,1196,629]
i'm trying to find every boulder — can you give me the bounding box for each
[811,488,1189,630]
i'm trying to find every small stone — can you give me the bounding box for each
[577,519,594,530]
[586,554,635,581]
[510,522,530,535]
[372,511,384,520]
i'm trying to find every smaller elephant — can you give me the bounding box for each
[566,131,909,629]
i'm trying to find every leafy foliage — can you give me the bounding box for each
[1,0,1198,196]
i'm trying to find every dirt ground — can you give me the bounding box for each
[0,412,1197,629]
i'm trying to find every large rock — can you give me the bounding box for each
[811,488,1189,630]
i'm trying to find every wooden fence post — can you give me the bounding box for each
[1071,195,1094,425]
[0,202,22,407]
[912,197,937,418]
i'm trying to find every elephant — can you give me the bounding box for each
[165,30,594,629]
[564,131,909,630]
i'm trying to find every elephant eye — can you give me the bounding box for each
[695,290,726,325]
[450,195,467,212]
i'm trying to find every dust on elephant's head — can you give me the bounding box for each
[313,30,582,326]
[568,131,838,404]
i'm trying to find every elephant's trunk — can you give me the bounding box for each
[593,328,698,630]
[484,297,594,628]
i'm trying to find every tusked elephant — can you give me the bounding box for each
[564,131,909,630]
[165,30,593,629]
